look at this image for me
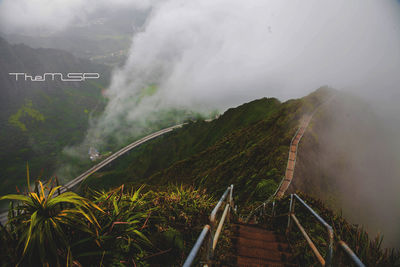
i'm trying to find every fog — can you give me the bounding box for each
[0,0,152,33]
[1,0,400,247]
[85,0,400,149]
[293,93,400,247]
[2,0,400,117]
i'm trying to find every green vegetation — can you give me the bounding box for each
[265,193,400,266]
[0,36,111,198]
[0,82,108,197]
[8,100,45,132]
[0,182,215,266]
[82,88,331,205]
[1,88,398,266]
[81,96,282,191]
[0,178,102,266]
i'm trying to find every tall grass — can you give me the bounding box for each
[268,193,400,266]
[0,178,102,266]
[0,182,216,266]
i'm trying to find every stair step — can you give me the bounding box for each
[236,255,296,267]
[236,245,292,262]
[233,237,290,252]
[233,224,270,233]
[229,223,297,266]
[232,231,287,243]
[232,231,277,242]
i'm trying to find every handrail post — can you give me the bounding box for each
[271,200,276,217]
[229,184,234,208]
[228,185,234,222]
[287,194,295,234]
[212,204,230,250]
[325,227,334,267]
[204,226,213,266]
[207,186,231,265]
[206,219,215,264]
[262,202,266,217]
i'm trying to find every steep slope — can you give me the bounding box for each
[81,96,281,189]
[82,88,334,203]
[146,89,332,203]
[0,37,110,196]
[81,87,399,248]
[290,93,400,247]
[1,87,399,266]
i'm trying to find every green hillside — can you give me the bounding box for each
[0,37,110,196]
[1,88,399,266]
[81,88,331,202]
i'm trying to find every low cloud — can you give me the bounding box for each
[0,0,152,33]
[83,0,400,247]
[85,0,400,143]
[5,0,400,247]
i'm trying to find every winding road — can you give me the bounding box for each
[0,123,185,224]
[59,123,185,193]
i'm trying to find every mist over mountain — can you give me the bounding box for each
[0,2,149,66]
[0,0,399,257]
[64,0,400,164]
[291,93,400,247]
[0,37,110,196]
[80,88,400,248]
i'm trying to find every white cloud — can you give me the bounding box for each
[101,0,400,120]
[4,0,400,245]
[0,0,153,32]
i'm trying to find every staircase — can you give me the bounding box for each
[183,97,365,267]
[231,223,296,267]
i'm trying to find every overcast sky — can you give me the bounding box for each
[2,0,400,158]
[2,0,400,247]
[0,0,152,32]
[2,0,400,153]
[1,0,399,110]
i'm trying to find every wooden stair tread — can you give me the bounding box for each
[232,231,285,242]
[237,246,292,261]
[231,223,297,267]
[236,255,297,267]
[233,237,290,251]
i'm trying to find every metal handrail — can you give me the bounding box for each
[244,178,282,223]
[338,241,366,267]
[210,187,230,224]
[183,225,210,267]
[286,194,364,267]
[183,184,234,267]
[287,194,333,266]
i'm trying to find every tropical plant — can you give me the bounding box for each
[1,178,218,266]
[87,185,152,266]
[0,175,103,266]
